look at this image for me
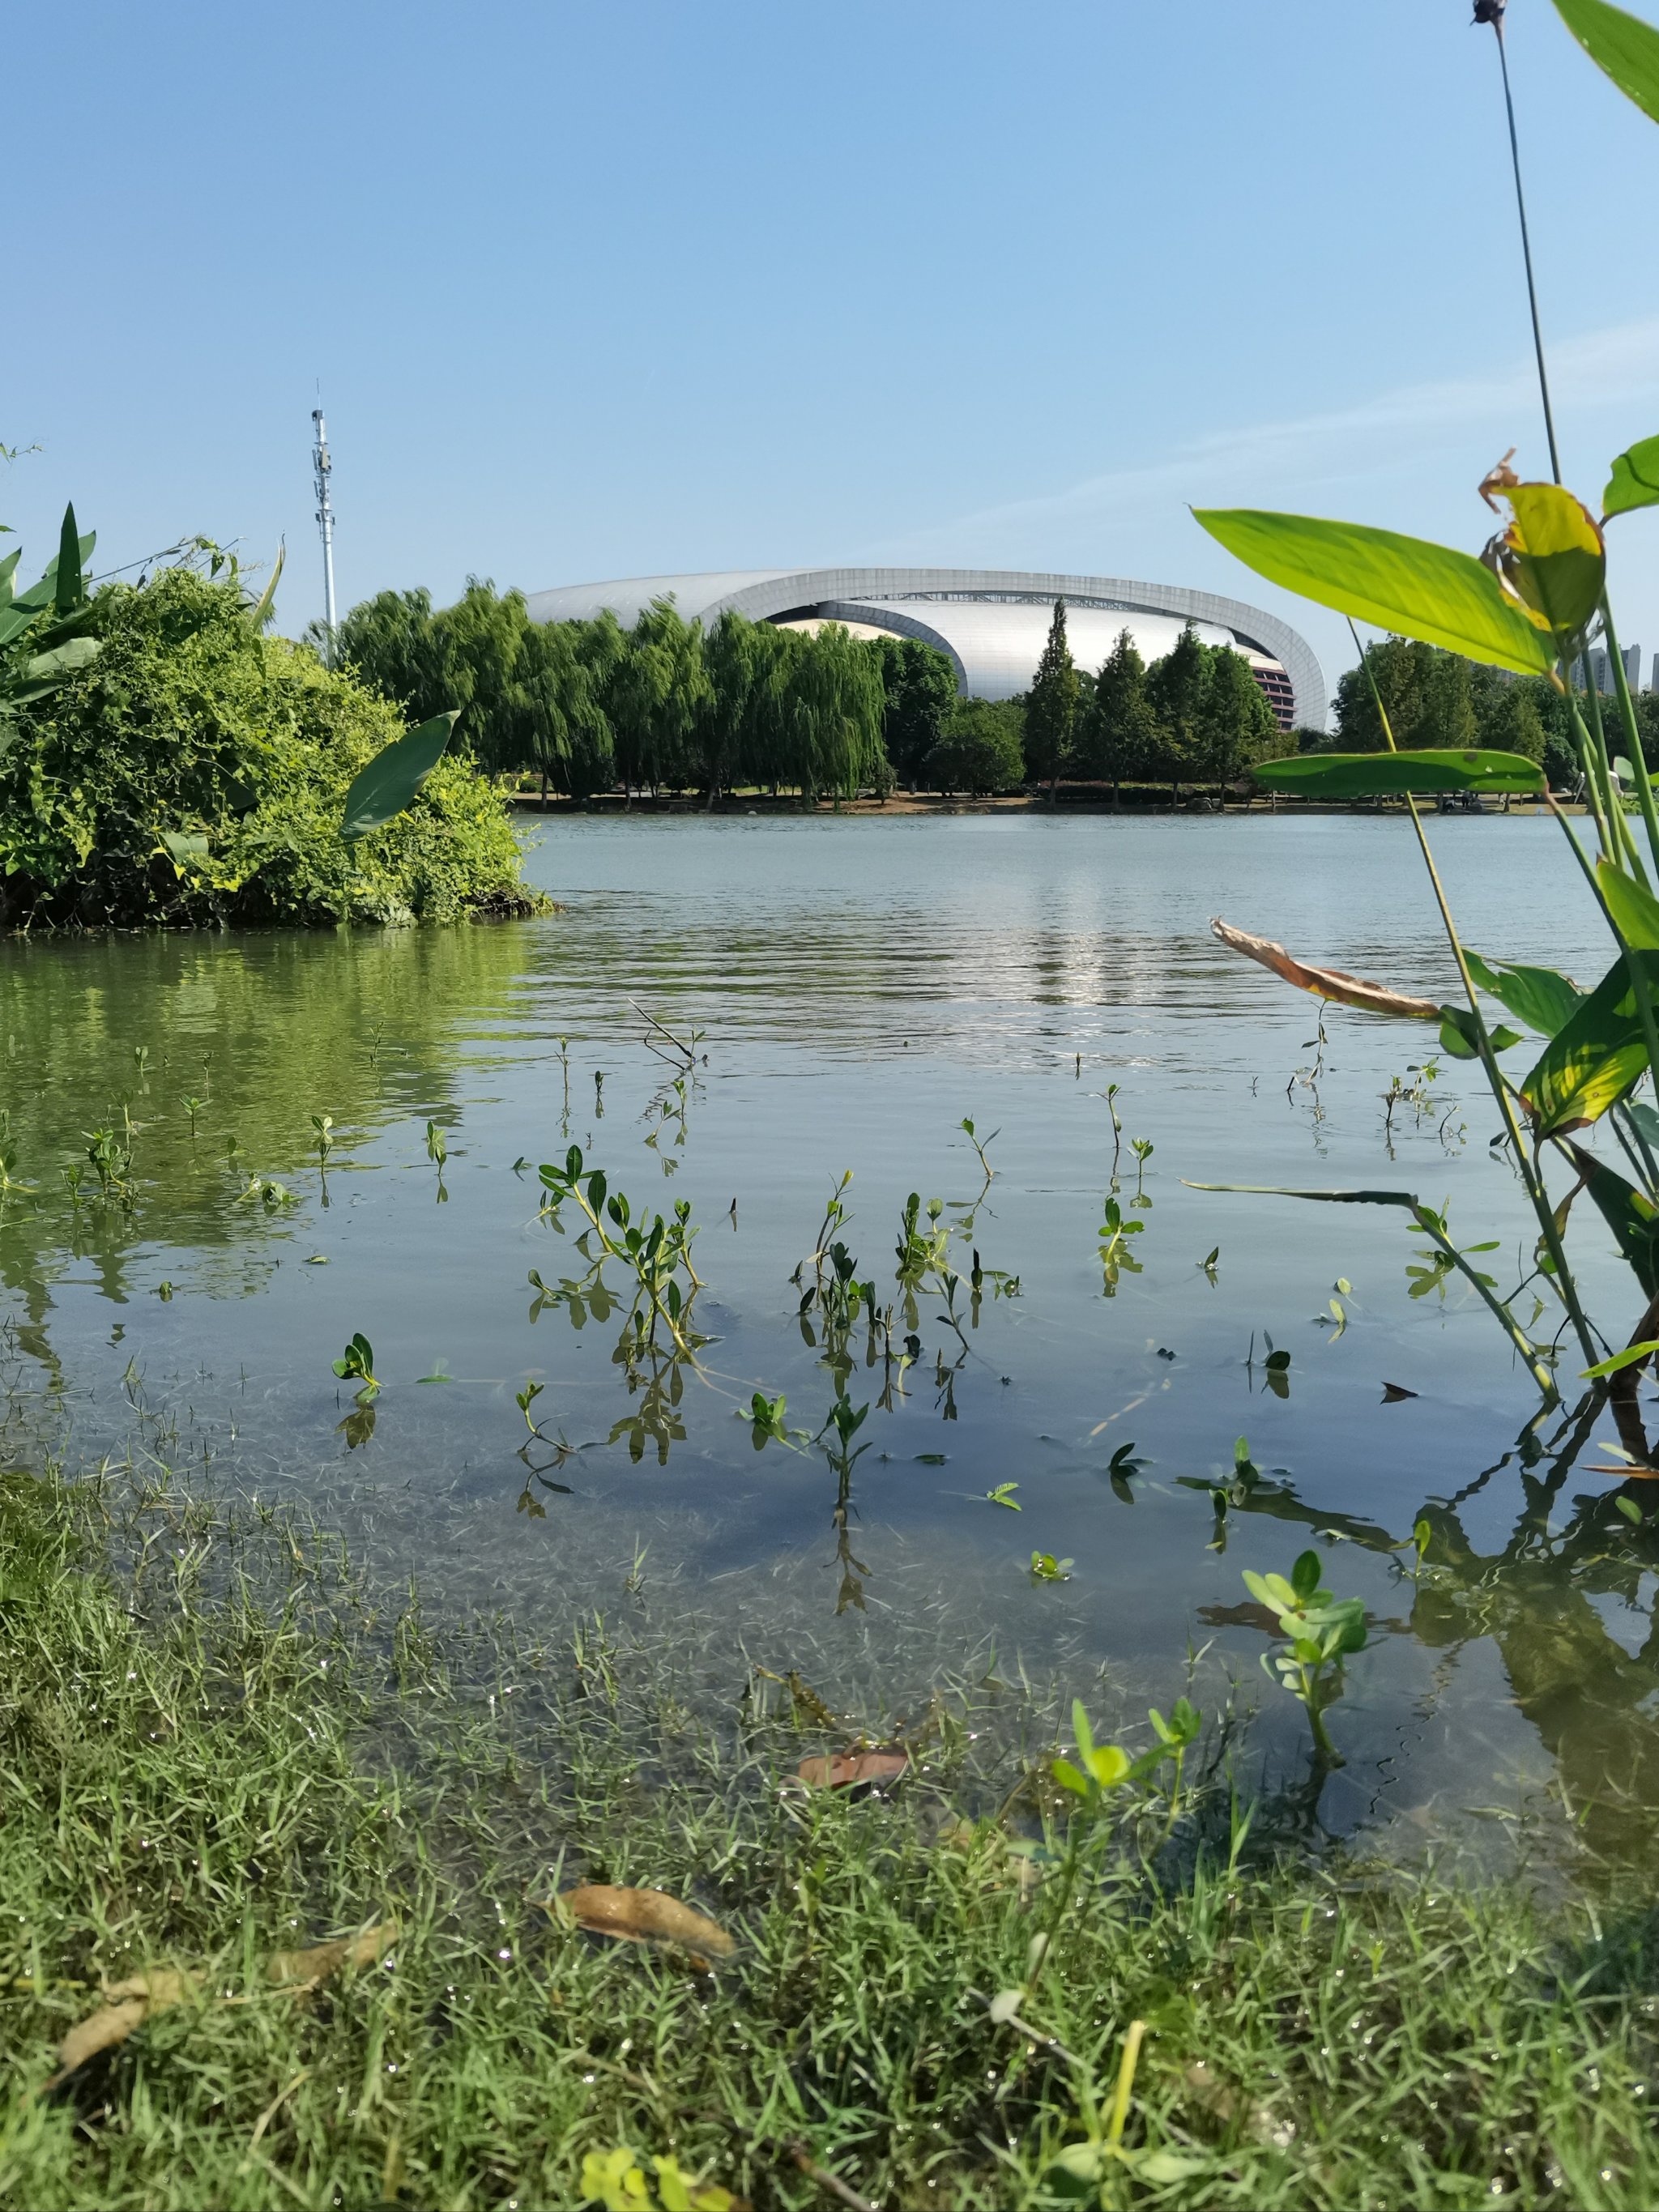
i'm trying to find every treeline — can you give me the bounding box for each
[330,586,1287,804]
[331,586,945,803]
[1328,635,1659,786]
[1024,604,1283,803]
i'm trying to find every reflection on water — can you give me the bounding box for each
[6,812,1659,1865]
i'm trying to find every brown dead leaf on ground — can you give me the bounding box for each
[549,1885,736,1967]
[46,1920,400,2091]
[47,1968,203,2091]
[267,1919,399,1991]
[1210,918,1442,1021]
[795,1750,910,1790]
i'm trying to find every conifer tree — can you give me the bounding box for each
[1146,621,1209,804]
[1199,645,1280,799]
[1085,629,1159,808]
[1024,599,1079,803]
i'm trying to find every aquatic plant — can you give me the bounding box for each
[331,1332,378,1396]
[536,1146,702,1353]
[1242,1550,1367,1767]
[1192,0,1659,1400]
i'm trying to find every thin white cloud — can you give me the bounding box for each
[870,314,1659,563]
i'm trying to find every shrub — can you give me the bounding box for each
[0,569,539,929]
[923,697,1026,795]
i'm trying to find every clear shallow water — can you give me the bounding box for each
[4,812,1657,1860]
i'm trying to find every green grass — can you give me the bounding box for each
[2,1467,1658,2210]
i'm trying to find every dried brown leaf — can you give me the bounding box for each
[267,1919,399,1990]
[1210,918,1442,1021]
[550,1885,736,1963]
[795,1750,910,1791]
[49,1967,202,2089]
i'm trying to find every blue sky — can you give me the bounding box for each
[12,0,1659,697]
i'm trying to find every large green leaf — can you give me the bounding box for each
[1554,0,1659,123]
[340,710,459,843]
[245,542,284,634]
[1252,749,1544,797]
[1495,484,1605,641]
[1520,953,1659,1134]
[1192,509,1558,676]
[0,548,19,606]
[1604,433,1659,519]
[1566,1141,1659,1297]
[21,636,99,686]
[1596,855,1659,949]
[1465,951,1584,1038]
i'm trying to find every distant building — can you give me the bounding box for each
[1584,643,1641,694]
[524,567,1328,733]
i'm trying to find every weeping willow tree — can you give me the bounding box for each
[781,621,889,800]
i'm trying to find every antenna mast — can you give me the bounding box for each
[311,407,337,657]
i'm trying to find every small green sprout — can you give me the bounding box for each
[515,1379,544,1432]
[1030,1550,1073,1583]
[984,1481,1021,1511]
[332,1332,378,1396]
[1242,1549,1367,1765]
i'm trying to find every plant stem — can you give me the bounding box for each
[1601,599,1659,878]
[1349,621,1594,1370]
[1409,1203,1558,1401]
[1489,15,1563,484]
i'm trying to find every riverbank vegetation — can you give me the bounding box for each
[0,530,537,930]
[5,1462,1657,2211]
[331,584,1291,808]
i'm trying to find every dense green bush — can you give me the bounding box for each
[925,697,1026,793]
[0,569,536,929]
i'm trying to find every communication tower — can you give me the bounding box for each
[311,407,337,656]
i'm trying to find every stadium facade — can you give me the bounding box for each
[524,566,1326,732]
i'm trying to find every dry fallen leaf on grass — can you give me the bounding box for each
[47,1920,400,2090]
[48,1968,202,2088]
[549,1885,736,1966]
[795,1750,909,1790]
[267,1919,399,1990]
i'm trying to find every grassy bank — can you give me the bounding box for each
[2,1469,1657,2210]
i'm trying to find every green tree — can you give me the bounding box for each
[1024,599,1079,803]
[607,599,709,797]
[1083,629,1159,806]
[876,636,959,789]
[1146,621,1210,802]
[780,621,886,800]
[1333,637,1477,752]
[924,698,1024,795]
[1200,645,1281,798]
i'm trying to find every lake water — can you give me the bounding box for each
[4,812,1656,1860]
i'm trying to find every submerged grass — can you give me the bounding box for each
[3,1468,1659,2210]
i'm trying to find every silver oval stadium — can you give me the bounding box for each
[525,566,1325,733]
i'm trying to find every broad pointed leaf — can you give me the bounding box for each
[1252,750,1544,797]
[53,503,84,616]
[1519,953,1659,1134]
[1488,484,1605,641]
[1192,509,1557,676]
[1554,0,1659,124]
[1605,433,1659,519]
[22,636,99,684]
[340,710,459,842]
[1566,1141,1659,1297]
[1465,951,1584,1037]
[1596,855,1659,949]
[246,541,284,633]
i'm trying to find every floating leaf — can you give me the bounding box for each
[1555,0,1659,125]
[1192,509,1556,676]
[795,1749,910,1790]
[1381,1381,1419,1403]
[550,1885,736,1963]
[1210,918,1441,1019]
[340,711,459,842]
